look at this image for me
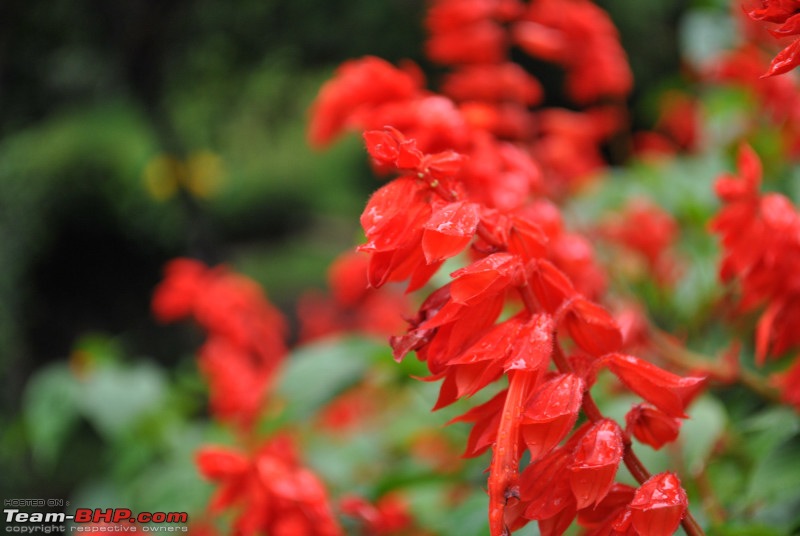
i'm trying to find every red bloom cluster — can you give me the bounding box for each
[307,1,710,533]
[310,0,631,200]
[745,0,800,77]
[352,125,703,535]
[154,261,352,535]
[196,436,342,536]
[153,258,287,428]
[711,145,800,408]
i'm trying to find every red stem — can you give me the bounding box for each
[488,370,537,536]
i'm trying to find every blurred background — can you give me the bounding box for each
[0,0,716,518]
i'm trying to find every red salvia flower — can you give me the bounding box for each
[196,437,342,536]
[712,145,800,365]
[604,353,706,418]
[512,0,632,103]
[308,57,423,146]
[577,483,636,534]
[625,403,682,450]
[568,419,624,509]
[629,472,688,536]
[560,297,623,357]
[153,259,288,428]
[520,373,585,461]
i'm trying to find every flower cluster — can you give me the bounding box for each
[711,144,800,408]
[344,124,704,535]
[196,436,342,536]
[308,1,710,533]
[153,260,346,535]
[152,258,288,429]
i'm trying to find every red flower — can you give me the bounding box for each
[512,0,632,103]
[152,259,288,428]
[625,403,681,450]
[629,472,688,536]
[308,57,423,146]
[196,437,342,536]
[560,297,623,357]
[422,201,481,263]
[568,419,624,509]
[152,258,207,322]
[441,63,543,105]
[604,353,706,418]
[521,373,585,461]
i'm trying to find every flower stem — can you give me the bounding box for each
[488,370,537,536]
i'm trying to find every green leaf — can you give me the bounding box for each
[22,364,80,467]
[681,395,728,475]
[276,337,387,421]
[746,436,800,508]
[76,362,168,441]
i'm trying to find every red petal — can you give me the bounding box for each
[521,373,584,461]
[625,403,681,450]
[422,201,481,263]
[447,316,525,365]
[568,420,624,509]
[450,253,520,305]
[360,178,429,253]
[521,448,575,520]
[423,150,467,180]
[562,298,623,357]
[196,446,249,480]
[449,389,507,457]
[527,259,577,313]
[769,12,800,36]
[505,313,555,372]
[604,354,706,418]
[577,483,636,529]
[763,38,800,77]
[363,129,400,165]
[629,472,687,536]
